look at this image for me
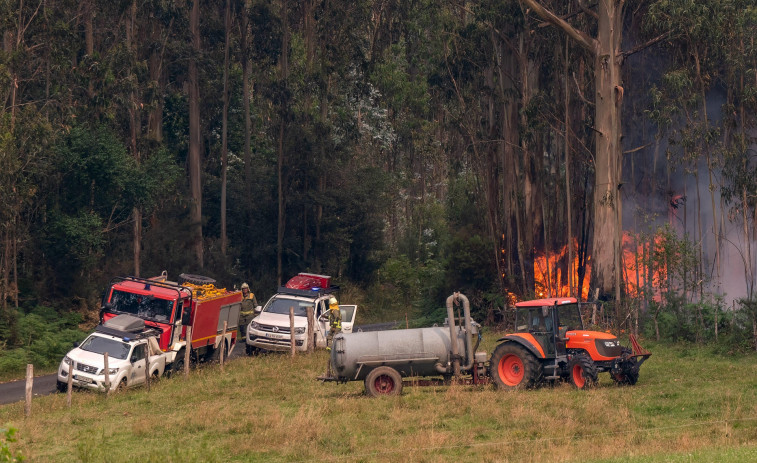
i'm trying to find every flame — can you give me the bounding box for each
[533,238,591,300]
[621,231,664,302]
[531,233,665,302]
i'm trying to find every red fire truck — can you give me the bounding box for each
[100,272,242,374]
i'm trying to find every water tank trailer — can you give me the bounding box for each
[320,292,489,396]
[320,292,650,396]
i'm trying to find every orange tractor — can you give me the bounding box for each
[491,297,650,389]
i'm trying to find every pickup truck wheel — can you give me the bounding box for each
[245,344,259,356]
[56,380,67,393]
[151,370,160,383]
[179,274,216,286]
[364,366,403,397]
[116,378,127,392]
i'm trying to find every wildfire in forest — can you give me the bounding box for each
[532,233,665,302]
[533,238,591,300]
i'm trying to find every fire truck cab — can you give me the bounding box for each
[100,272,242,374]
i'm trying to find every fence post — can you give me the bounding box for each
[306,306,315,353]
[185,326,192,377]
[24,364,33,418]
[220,321,227,370]
[103,353,110,396]
[144,341,151,392]
[66,360,73,407]
[289,307,296,357]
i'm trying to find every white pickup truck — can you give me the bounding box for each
[57,314,168,393]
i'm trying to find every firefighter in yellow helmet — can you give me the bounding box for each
[238,283,258,339]
[326,296,342,350]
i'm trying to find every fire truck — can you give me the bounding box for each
[100,272,242,374]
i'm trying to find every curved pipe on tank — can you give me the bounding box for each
[445,292,474,377]
[446,294,460,376]
[457,292,474,372]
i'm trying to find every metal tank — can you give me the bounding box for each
[329,323,476,381]
[325,292,488,395]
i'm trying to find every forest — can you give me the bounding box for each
[1,0,757,373]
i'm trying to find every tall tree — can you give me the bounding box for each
[189,0,204,267]
[520,0,627,300]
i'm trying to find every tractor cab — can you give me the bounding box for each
[513,297,581,358]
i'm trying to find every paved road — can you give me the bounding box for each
[0,323,397,405]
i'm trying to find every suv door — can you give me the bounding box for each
[315,298,329,347]
[129,342,147,385]
[339,305,357,333]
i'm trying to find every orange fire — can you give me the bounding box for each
[533,238,591,300]
[532,233,665,302]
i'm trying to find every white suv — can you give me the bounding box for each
[246,288,356,354]
[57,315,167,392]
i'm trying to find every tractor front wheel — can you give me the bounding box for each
[490,343,542,390]
[364,366,403,397]
[568,354,598,389]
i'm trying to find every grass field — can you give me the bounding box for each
[1,332,757,462]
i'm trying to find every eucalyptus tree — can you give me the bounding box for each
[518,0,671,301]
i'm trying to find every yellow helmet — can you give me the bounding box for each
[329,296,338,308]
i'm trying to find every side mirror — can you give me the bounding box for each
[73,341,80,348]
[181,307,191,326]
[254,305,262,314]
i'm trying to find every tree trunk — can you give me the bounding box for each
[564,37,574,299]
[276,0,289,286]
[520,0,626,299]
[188,0,204,267]
[220,0,231,257]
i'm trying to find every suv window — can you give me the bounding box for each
[130,343,146,363]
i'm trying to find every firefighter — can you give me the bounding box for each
[326,296,342,350]
[239,283,257,339]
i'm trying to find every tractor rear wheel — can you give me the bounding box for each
[364,366,403,397]
[490,343,542,390]
[568,354,598,389]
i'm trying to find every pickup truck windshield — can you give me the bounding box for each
[265,297,314,317]
[80,335,131,360]
[109,290,175,321]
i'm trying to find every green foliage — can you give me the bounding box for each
[0,427,23,462]
[0,306,88,377]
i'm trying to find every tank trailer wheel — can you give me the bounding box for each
[364,366,403,397]
[568,354,598,389]
[179,273,217,286]
[490,343,542,390]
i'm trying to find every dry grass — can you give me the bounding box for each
[2,333,757,462]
